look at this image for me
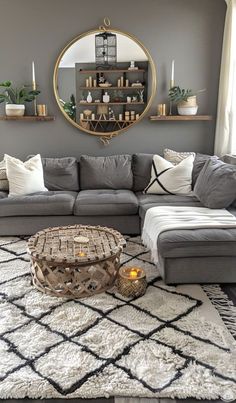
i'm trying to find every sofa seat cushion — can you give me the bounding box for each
[0,191,8,199]
[137,193,203,221]
[0,191,77,217]
[74,190,138,216]
[158,227,236,258]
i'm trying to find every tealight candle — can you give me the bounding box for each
[117,266,147,298]
[129,268,138,279]
[78,251,86,257]
[74,235,89,258]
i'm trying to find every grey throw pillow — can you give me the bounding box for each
[132,153,153,191]
[194,157,236,208]
[192,153,213,187]
[80,155,133,190]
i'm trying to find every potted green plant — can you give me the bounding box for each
[169,86,205,116]
[60,94,76,121]
[0,81,40,116]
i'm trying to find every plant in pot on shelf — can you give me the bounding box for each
[0,81,40,117]
[169,86,205,116]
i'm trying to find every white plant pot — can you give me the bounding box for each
[6,104,25,117]
[177,106,198,116]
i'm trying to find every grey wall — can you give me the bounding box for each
[0,0,226,159]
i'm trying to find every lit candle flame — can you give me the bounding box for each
[78,251,86,257]
[129,269,138,279]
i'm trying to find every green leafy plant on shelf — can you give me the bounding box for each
[168,86,195,103]
[60,94,76,121]
[0,81,40,104]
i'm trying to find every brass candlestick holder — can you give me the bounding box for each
[169,79,174,116]
[32,81,37,116]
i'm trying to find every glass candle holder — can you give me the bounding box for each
[74,236,89,257]
[117,266,147,298]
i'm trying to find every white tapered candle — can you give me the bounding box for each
[32,61,35,83]
[171,60,175,82]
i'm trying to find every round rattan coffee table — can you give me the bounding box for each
[27,225,126,299]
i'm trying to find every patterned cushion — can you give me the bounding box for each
[164,148,195,165]
[0,160,8,191]
[144,155,194,195]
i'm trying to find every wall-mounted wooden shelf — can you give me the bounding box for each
[79,69,145,74]
[80,86,145,90]
[149,115,213,121]
[0,116,55,121]
[80,102,144,106]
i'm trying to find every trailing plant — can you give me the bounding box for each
[60,94,76,121]
[0,81,40,104]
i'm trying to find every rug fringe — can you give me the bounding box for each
[202,285,236,337]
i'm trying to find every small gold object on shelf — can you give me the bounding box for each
[83,109,92,119]
[125,111,130,121]
[157,103,167,116]
[157,104,163,116]
[37,104,47,117]
[117,266,147,298]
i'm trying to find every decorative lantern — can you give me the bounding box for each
[95,31,117,68]
[117,266,147,298]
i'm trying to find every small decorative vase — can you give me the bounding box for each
[103,92,110,103]
[6,104,25,117]
[87,92,92,103]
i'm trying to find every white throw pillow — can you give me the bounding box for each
[144,154,194,195]
[5,154,47,197]
[164,148,195,165]
[0,159,9,191]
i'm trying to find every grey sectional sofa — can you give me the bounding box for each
[1,153,236,284]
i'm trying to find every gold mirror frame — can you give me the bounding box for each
[53,22,157,140]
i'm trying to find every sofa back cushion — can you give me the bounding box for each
[192,153,213,187]
[41,157,79,191]
[80,154,133,190]
[132,153,153,192]
[194,157,236,208]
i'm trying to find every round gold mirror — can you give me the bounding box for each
[53,20,156,140]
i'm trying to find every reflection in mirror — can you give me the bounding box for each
[55,30,155,137]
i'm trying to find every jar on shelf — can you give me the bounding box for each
[87,92,92,103]
[103,92,110,103]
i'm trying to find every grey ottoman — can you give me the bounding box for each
[157,227,236,284]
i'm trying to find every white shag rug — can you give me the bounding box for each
[0,236,236,400]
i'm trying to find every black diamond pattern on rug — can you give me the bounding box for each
[0,236,235,400]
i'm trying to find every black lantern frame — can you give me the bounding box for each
[95,31,117,69]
